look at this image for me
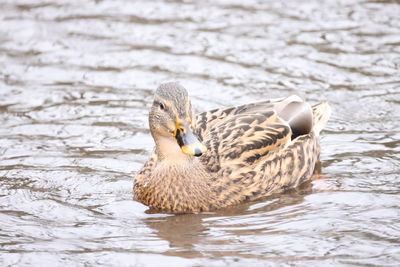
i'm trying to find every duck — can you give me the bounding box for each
[133,82,331,213]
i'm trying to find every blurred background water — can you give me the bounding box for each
[0,0,399,266]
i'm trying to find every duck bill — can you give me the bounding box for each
[174,122,207,157]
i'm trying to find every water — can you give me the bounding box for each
[1,0,399,266]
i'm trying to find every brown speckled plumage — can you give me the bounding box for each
[134,82,331,213]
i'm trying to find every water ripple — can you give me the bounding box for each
[1,0,399,266]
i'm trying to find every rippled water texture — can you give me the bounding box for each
[1,0,400,266]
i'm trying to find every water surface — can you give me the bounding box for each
[1,0,400,266]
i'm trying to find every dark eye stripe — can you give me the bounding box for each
[154,100,166,110]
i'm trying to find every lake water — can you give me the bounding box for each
[1,0,399,266]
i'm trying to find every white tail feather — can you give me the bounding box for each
[312,102,331,136]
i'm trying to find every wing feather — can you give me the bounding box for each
[200,111,292,172]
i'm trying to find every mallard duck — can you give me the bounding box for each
[134,82,331,213]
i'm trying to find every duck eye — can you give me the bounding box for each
[159,102,165,110]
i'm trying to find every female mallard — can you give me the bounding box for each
[134,82,331,213]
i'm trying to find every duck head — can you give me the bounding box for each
[149,82,207,159]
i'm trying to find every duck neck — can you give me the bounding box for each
[154,136,192,163]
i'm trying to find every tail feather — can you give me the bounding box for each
[312,102,331,136]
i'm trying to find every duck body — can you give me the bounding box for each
[134,82,331,213]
